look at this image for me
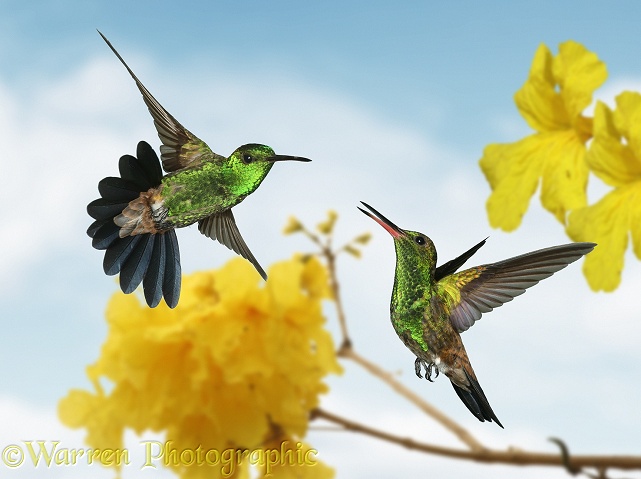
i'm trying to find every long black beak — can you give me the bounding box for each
[357,201,404,238]
[268,155,312,162]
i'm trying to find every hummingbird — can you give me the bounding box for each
[358,202,596,427]
[87,32,311,309]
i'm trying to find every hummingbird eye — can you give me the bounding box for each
[242,154,254,164]
[415,236,426,246]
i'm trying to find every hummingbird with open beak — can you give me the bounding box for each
[358,201,596,427]
[87,32,311,308]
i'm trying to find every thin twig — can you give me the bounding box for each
[323,244,351,350]
[312,408,641,471]
[550,437,583,475]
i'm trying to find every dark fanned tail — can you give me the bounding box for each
[87,141,181,308]
[451,369,503,428]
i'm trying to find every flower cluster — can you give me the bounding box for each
[480,40,640,291]
[59,256,341,479]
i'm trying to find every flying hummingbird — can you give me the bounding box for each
[358,202,596,427]
[87,32,311,309]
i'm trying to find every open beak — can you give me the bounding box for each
[267,155,312,162]
[357,201,404,238]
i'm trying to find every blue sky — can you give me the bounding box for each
[2,1,641,478]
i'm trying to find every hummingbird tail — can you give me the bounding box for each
[87,141,181,308]
[451,368,504,428]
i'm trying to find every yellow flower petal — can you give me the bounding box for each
[515,41,606,133]
[316,210,338,235]
[300,256,332,300]
[554,41,607,120]
[539,130,589,222]
[588,100,641,186]
[515,44,568,132]
[343,245,361,258]
[481,137,541,231]
[631,187,641,260]
[480,130,587,230]
[283,216,304,235]
[613,91,641,141]
[352,232,372,245]
[58,389,99,429]
[614,92,641,173]
[567,184,641,291]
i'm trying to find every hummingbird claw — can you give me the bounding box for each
[425,362,440,382]
[414,357,423,379]
[414,358,440,382]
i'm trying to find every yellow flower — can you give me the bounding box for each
[283,216,304,235]
[567,92,641,291]
[480,41,607,230]
[59,256,340,479]
[342,245,361,258]
[316,210,338,235]
[352,233,372,245]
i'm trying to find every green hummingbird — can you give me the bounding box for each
[358,202,596,427]
[87,32,311,309]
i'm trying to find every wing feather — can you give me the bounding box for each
[438,242,596,333]
[435,238,487,281]
[198,210,267,281]
[99,31,224,172]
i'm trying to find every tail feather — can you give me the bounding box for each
[98,177,142,202]
[143,234,167,308]
[87,141,181,308]
[162,230,181,308]
[451,369,503,428]
[120,234,155,293]
[87,198,132,221]
[90,220,120,250]
[87,219,106,238]
[104,235,142,276]
[117,142,163,190]
[118,154,154,190]
[135,141,164,184]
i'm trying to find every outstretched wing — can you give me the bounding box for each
[435,238,487,281]
[198,209,267,281]
[437,242,596,333]
[99,31,225,172]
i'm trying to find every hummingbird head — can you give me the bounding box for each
[358,201,437,276]
[226,144,311,197]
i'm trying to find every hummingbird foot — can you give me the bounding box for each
[414,358,439,382]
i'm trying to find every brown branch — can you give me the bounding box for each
[312,408,641,471]
[323,244,351,351]
[337,345,485,452]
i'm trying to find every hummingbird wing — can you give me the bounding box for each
[198,210,268,281]
[99,32,225,173]
[434,238,487,281]
[438,242,596,333]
